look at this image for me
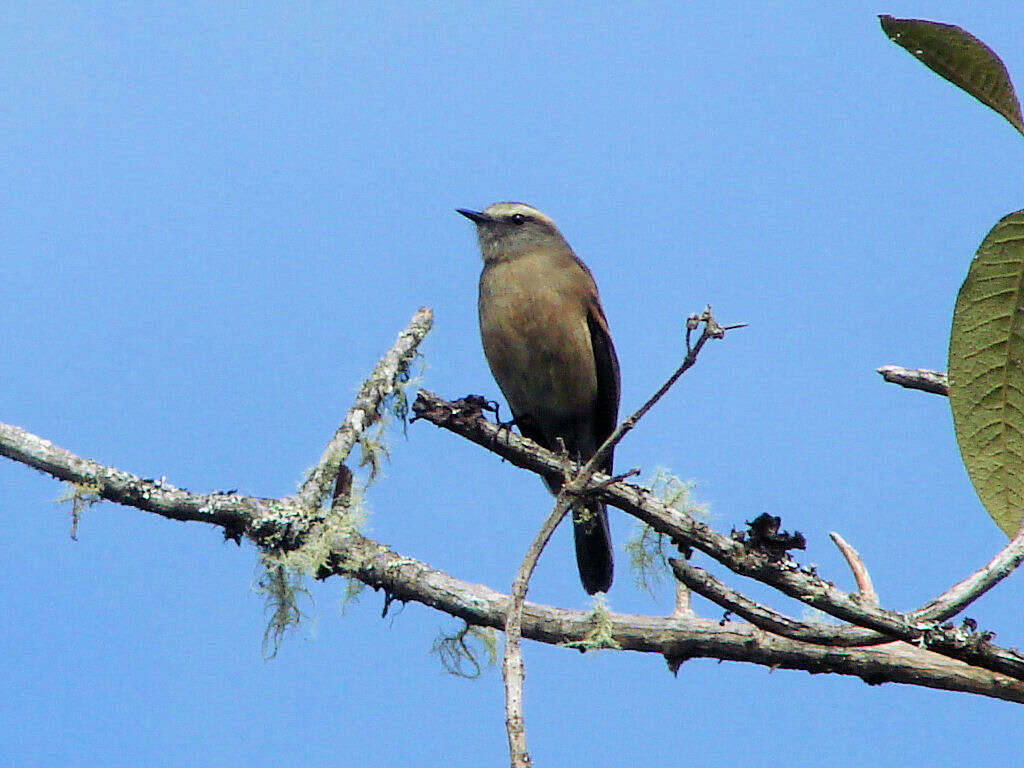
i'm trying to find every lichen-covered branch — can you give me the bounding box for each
[318,530,1024,703]
[669,557,880,646]
[0,406,1021,701]
[0,421,270,532]
[294,306,432,511]
[2,308,1023,706]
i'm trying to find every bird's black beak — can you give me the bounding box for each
[456,208,491,225]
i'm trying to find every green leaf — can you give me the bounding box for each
[949,211,1024,536]
[879,15,1024,138]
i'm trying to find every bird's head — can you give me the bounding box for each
[457,202,571,262]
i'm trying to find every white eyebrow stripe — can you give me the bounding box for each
[482,202,559,229]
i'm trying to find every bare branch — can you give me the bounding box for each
[590,306,739,471]
[503,492,572,768]
[830,532,879,605]
[877,365,948,396]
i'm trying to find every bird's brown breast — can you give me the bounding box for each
[478,250,599,420]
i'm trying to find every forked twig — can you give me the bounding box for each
[503,307,741,768]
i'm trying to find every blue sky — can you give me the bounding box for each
[2,2,1023,765]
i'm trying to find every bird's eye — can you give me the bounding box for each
[510,213,528,225]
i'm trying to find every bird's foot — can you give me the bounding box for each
[491,407,518,446]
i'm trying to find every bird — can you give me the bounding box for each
[457,202,621,594]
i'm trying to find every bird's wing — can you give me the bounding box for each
[586,297,621,474]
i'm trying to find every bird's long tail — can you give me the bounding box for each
[530,416,615,594]
[573,500,614,594]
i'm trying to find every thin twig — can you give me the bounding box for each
[910,520,1024,624]
[502,493,575,768]
[590,306,740,472]
[502,308,737,767]
[830,532,879,606]
[669,558,881,645]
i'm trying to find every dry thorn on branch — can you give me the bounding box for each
[831,532,879,606]
[503,307,740,767]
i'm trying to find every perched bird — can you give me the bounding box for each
[457,202,621,594]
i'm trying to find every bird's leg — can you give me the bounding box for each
[489,401,519,446]
[449,394,494,417]
[445,395,518,450]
